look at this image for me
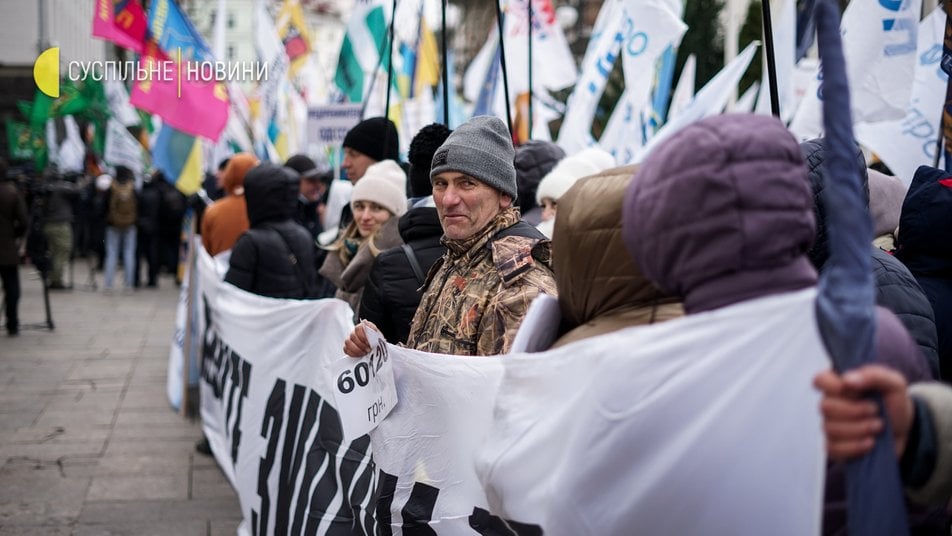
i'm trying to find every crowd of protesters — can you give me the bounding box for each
[3,103,951,531]
[0,157,189,332]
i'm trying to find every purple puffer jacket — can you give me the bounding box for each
[622,114,818,315]
[622,113,932,533]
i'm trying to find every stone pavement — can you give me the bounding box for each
[0,261,242,535]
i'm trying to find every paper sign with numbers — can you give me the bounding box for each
[327,325,399,441]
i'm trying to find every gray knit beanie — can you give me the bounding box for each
[430,115,517,199]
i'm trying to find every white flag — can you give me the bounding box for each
[736,81,760,113]
[598,88,644,163]
[254,0,290,136]
[856,6,946,186]
[636,42,759,162]
[556,0,626,153]
[789,0,922,139]
[104,79,140,127]
[503,0,579,94]
[619,0,687,119]
[104,118,144,176]
[668,53,696,122]
[369,288,828,534]
[597,0,687,163]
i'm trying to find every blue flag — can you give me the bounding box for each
[813,1,909,534]
[148,0,214,61]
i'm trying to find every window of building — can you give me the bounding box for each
[227,12,236,28]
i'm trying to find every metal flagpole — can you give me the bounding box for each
[528,0,534,138]
[441,0,449,125]
[384,0,398,118]
[761,0,781,117]
[495,0,514,136]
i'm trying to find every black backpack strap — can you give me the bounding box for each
[271,228,313,297]
[491,220,548,242]
[402,243,426,287]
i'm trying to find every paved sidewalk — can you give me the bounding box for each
[0,262,241,535]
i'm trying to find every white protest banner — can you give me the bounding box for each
[369,288,828,534]
[196,247,376,536]
[307,104,364,146]
[790,0,922,140]
[327,325,398,441]
[856,6,946,186]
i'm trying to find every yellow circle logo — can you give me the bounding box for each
[33,47,60,98]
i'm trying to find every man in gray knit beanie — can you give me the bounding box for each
[430,116,517,200]
[345,115,557,357]
[428,116,519,240]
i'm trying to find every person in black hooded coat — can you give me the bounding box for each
[801,139,940,378]
[225,163,317,299]
[358,124,451,344]
[895,166,952,384]
[801,140,947,535]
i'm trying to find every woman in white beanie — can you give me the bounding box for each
[535,147,615,237]
[320,160,407,317]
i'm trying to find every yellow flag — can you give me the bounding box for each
[415,18,440,96]
[276,0,312,78]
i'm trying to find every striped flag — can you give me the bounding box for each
[335,0,389,103]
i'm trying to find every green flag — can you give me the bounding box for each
[5,119,34,161]
[334,1,389,103]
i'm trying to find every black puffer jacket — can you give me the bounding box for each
[800,138,870,269]
[872,247,940,377]
[225,164,318,299]
[514,141,565,226]
[896,166,952,383]
[359,206,445,343]
[802,139,939,377]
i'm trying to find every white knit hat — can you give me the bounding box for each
[95,174,113,191]
[351,159,408,217]
[536,147,615,205]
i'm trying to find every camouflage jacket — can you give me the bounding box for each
[407,208,557,356]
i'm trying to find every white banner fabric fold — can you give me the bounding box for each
[370,288,828,535]
[196,247,376,536]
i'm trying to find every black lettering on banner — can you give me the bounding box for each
[290,389,321,536]
[334,433,371,528]
[239,378,376,535]
[304,399,343,536]
[468,507,543,536]
[230,358,251,463]
[401,481,439,535]
[252,379,285,536]
[374,471,399,536]
[348,439,376,535]
[274,384,308,535]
